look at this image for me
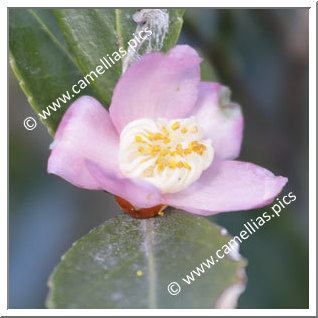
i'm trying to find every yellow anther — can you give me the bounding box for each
[163,137,170,144]
[183,162,192,170]
[181,127,188,134]
[177,161,184,168]
[171,122,180,130]
[176,144,183,156]
[193,144,207,155]
[169,160,177,169]
[154,133,164,140]
[162,126,169,135]
[153,145,161,152]
[160,149,169,156]
[189,141,199,148]
[138,146,145,153]
[170,151,176,157]
[184,148,192,155]
[135,135,144,143]
[148,145,158,156]
[157,164,164,171]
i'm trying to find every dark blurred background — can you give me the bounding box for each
[9,9,309,309]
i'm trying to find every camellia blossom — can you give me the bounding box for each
[48,45,287,218]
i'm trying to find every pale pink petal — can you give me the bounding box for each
[191,82,244,160]
[163,160,288,215]
[85,160,162,208]
[48,96,119,189]
[110,45,202,132]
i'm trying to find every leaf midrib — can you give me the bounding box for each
[143,218,158,309]
[114,9,125,50]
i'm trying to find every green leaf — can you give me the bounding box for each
[9,9,91,135]
[163,9,185,52]
[46,209,247,309]
[54,9,185,106]
[199,49,219,82]
[10,9,184,135]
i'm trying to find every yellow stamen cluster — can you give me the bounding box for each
[188,141,207,155]
[119,117,214,194]
[171,121,199,134]
[134,123,208,173]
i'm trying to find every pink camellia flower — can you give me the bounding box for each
[48,45,287,218]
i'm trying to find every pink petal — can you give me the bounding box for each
[48,96,119,189]
[163,160,288,215]
[85,160,162,208]
[191,82,244,160]
[109,45,202,132]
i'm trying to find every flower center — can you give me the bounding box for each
[118,117,214,193]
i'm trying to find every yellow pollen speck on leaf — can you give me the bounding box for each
[158,211,165,216]
[136,270,143,277]
[171,122,180,130]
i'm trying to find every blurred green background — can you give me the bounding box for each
[9,9,309,308]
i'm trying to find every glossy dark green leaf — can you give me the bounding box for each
[46,209,247,309]
[10,9,184,135]
[199,49,219,82]
[54,9,185,105]
[9,9,91,135]
[163,9,185,52]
